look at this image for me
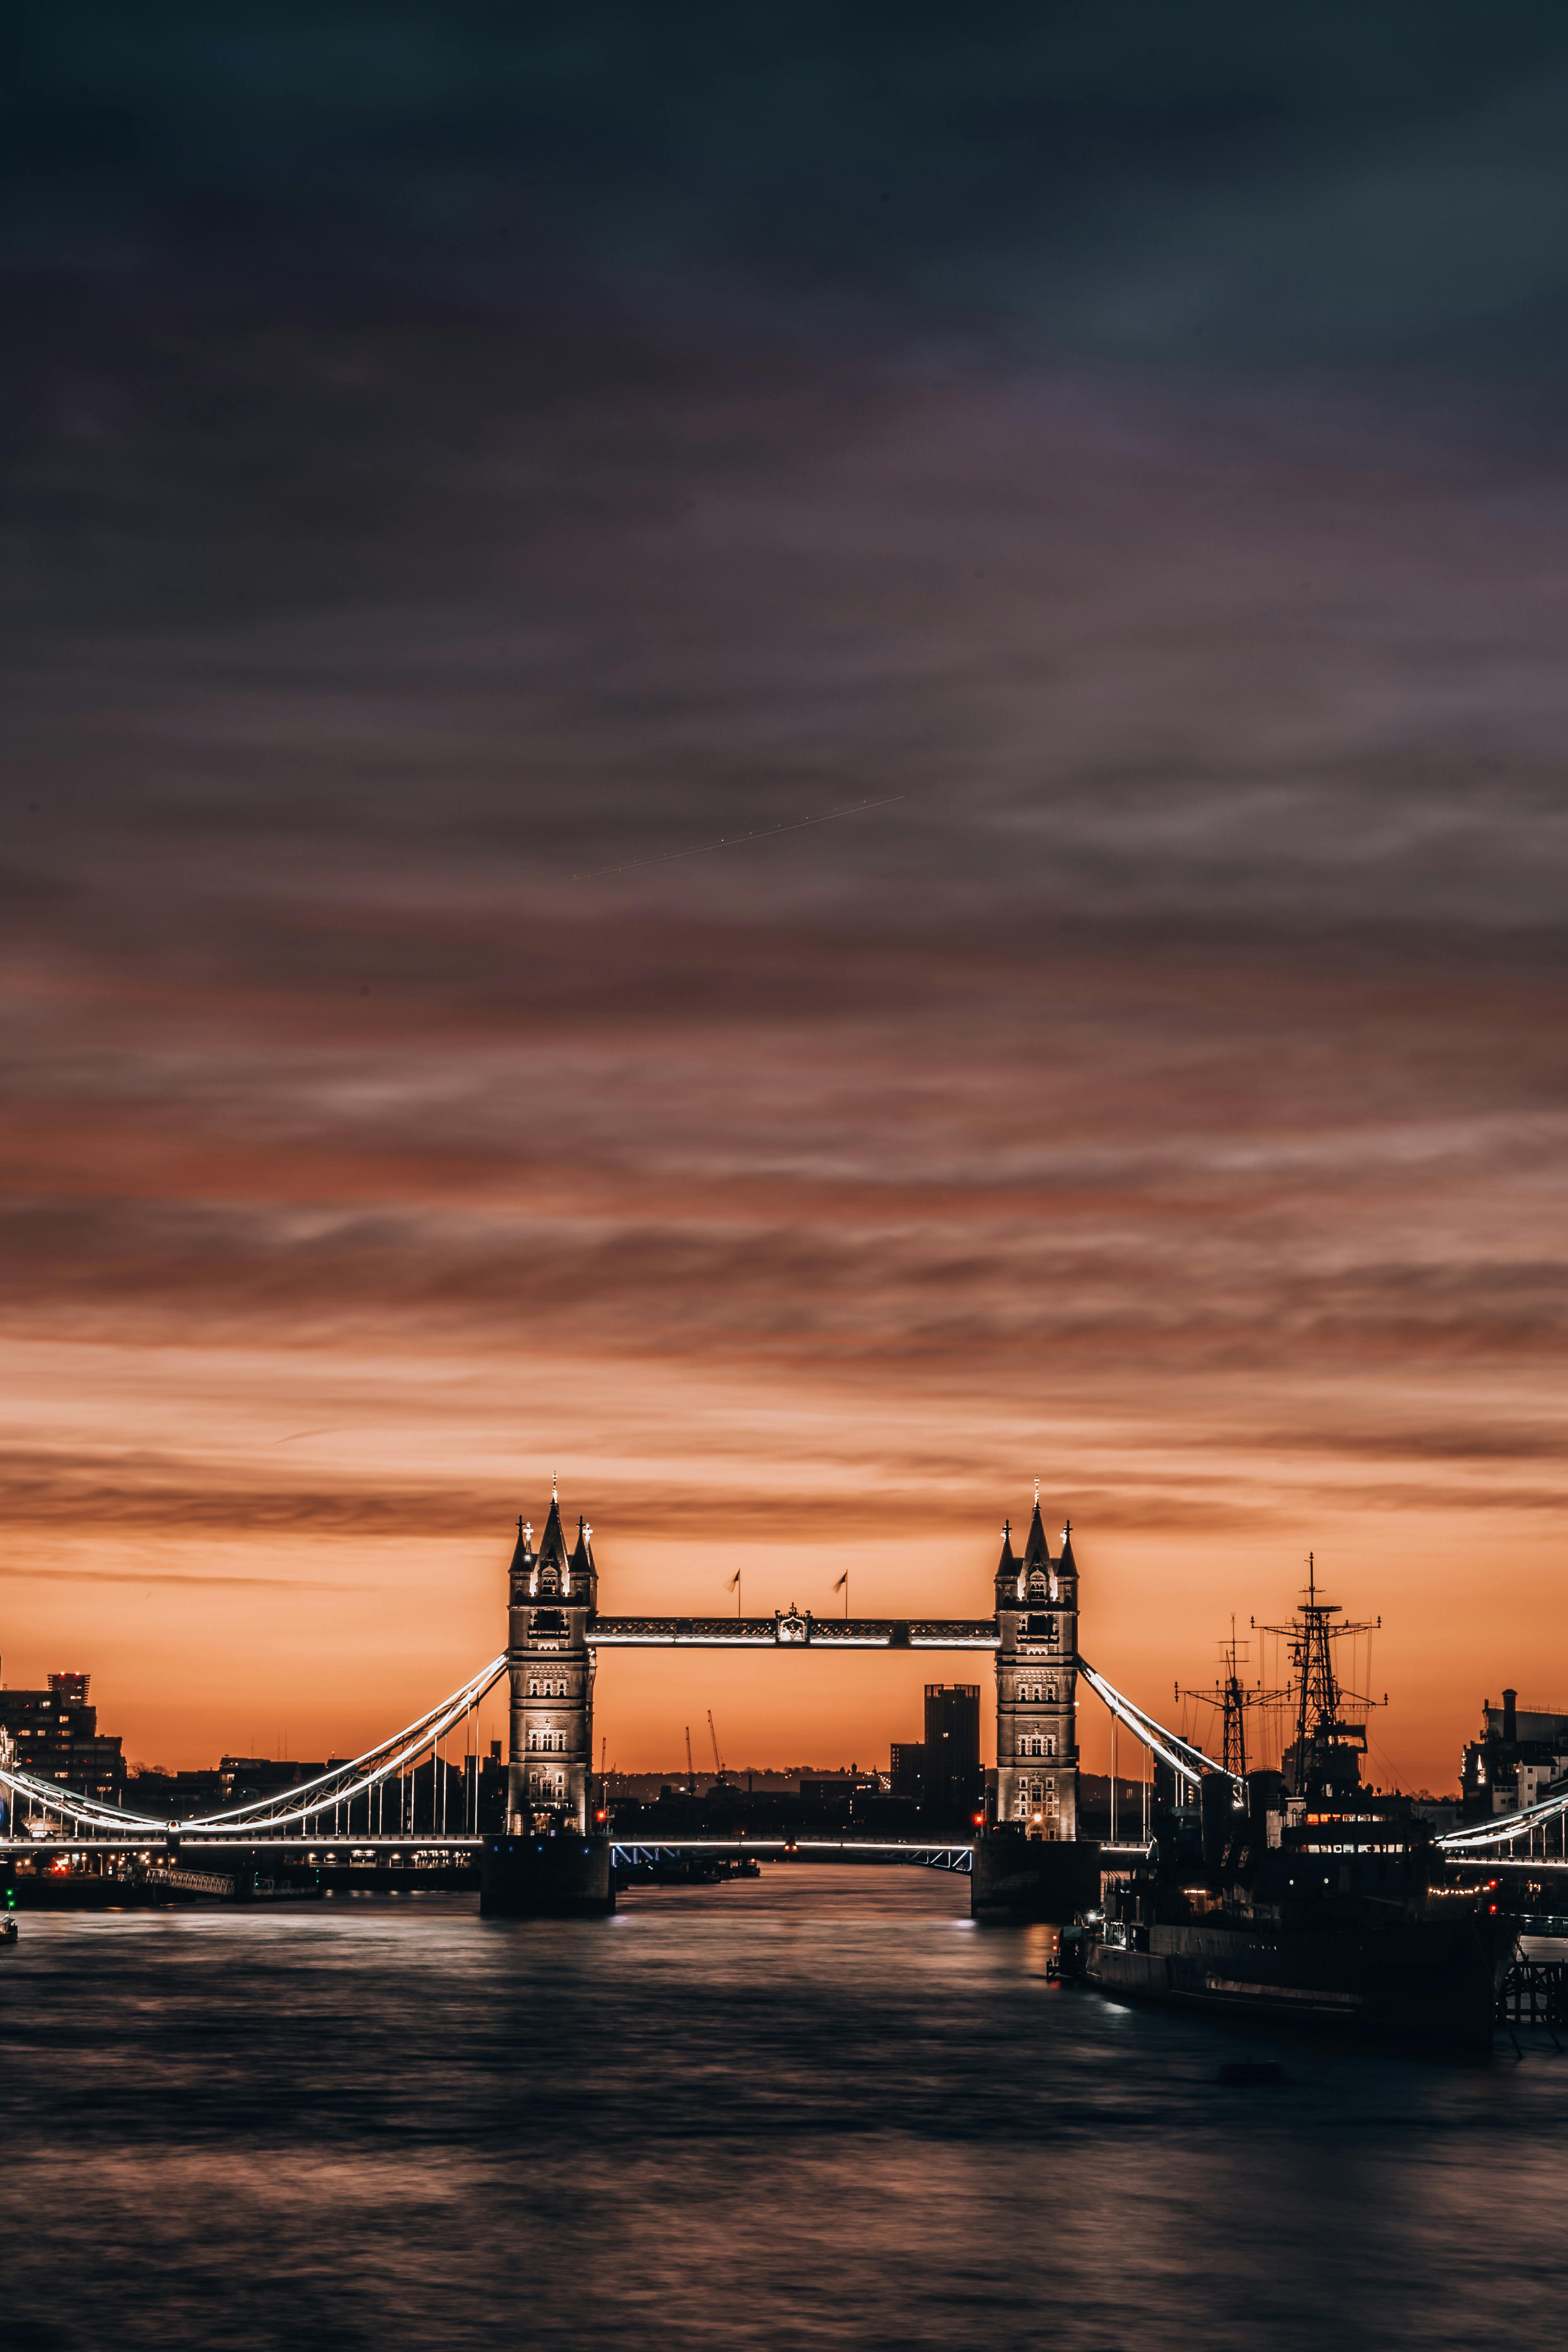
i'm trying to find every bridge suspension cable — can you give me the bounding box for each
[0,1655,509,1846]
[175,1654,509,1836]
[0,1766,169,1836]
[177,1655,507,1831]
[1078,1659,1240,1789]
[1436,1785,1568,1853]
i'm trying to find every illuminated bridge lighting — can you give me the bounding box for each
[0,1655,510,1848]
[1078,1660,1237,1789]
[1437,1784,1568,1853]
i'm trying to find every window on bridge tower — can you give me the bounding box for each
[1027,1570,1047,1602]
[1046,1683,1057,1703]
[1045,1735,1057,1757]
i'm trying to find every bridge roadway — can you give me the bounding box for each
[3,1832,1159,1867]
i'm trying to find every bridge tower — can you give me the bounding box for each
[505,1488,597,1833]
[972,1495,1099,1921]
[993,1500,1079,1839]
[483,1485,612,1914]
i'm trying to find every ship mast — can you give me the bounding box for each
[1177,1617,1287,1783]
[1255,1555,1385,1800]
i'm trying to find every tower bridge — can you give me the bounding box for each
[3,1485,1553,1918]
[491,1484,1097,1907]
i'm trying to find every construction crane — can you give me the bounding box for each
[684,1724,695,1796]
[707,1709,725,1779]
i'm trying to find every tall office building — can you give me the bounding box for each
[0,1668,126,1804]
[922,1685,981,1824]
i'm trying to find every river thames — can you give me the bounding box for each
[3,1867,1563,2351]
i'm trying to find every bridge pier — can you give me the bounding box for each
[971,1831,1102,1921]
[480,1830,614,1916]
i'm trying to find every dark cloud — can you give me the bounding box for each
[12,4,1568,364]
[4,10,1567,1772]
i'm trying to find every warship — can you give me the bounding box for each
[1085,1564,1512,2047]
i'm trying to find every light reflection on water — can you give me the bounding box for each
[2,1867,1563,2351]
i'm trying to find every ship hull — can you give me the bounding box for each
[1087,1914,1510,2049]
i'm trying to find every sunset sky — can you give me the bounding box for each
[5,6,1568,1786]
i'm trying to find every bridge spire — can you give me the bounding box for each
[537,1486,568,1565]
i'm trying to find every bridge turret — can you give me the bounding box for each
[993,1496,1080,1840]
[995,1518,1017,1597]
[505,1486,598,1834]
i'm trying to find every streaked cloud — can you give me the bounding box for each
[3,10,1566,1780]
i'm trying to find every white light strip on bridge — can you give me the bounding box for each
[177,1656,510,1835]
[1086,1661,1236,1784]
[0,1766,170,1834]
[0,1656,508,1844]
[177,1654,508,1828]
[1079,1661,1236,1788]
[1437,1785,1568,1851]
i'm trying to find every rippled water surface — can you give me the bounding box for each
[3,1868,1566,2350]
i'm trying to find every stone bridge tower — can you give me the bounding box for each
[993,1498,1079,1839]
[505,1486,597,1834]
